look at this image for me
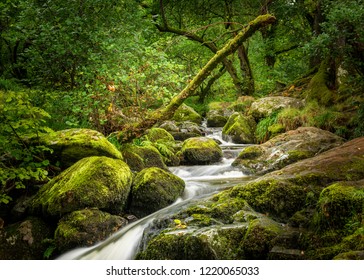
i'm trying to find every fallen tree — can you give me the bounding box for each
[121,14,276,142]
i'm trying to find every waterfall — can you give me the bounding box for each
[57,126,251,260]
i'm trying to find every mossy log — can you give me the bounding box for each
[122,14,276,142]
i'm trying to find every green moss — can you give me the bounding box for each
[142,128,175,143]
[222,112,256,144]
[130,167,185,217]
[173,104,203,124]
[136,233,216,260]
[314,181,364,230]
[181,137,222,165]
[30,156,133,217]
[40,128,123,168]
[54,209,127,253]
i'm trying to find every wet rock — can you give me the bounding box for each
[232,127,345,175]
[173,104,203,124]
[129,167,185,218]
[54,208,128,253]
[0,217,52,259]
[181,137,223,165]
[249,96,304,121]
[222,112,256,144]
[30,156,133,218]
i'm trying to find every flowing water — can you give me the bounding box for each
[57,126,253,260]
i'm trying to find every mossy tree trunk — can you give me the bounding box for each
[122,14,276,142]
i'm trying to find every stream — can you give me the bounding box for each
[57,126,254,260]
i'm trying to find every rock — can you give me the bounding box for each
[0,217,52,259]
[141,128,180,166]
[129,167,185,218]
[222,112,256,144]
[333,251,364,260]
[39,128,123,168]
[30,156,133,217]
[181,137,222,165]
[159,121,179,133]
[159,120,204,141]
[136,137,364,260]
[249,96,304,121]
[206,102,234,127]
[121,144,168,172]
[173,104,203,124]
[232,127,345,175]
[54,209,128,253]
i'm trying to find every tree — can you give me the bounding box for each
[120,14,276,141]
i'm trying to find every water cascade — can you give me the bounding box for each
[57,126,252,260]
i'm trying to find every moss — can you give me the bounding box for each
[54,209,127,253]
[173,104,203,124]
[30,156,133,217]
[268,123,285,137]
[333,251,364,260]
[222,112,256,144]
[231,179,308,221]
[306,61,336,106]
[130,167,185,218]
[236,145,263,160]
[40,128,123,168]
[240,217,283,259]
[181,137,222,165]
[121,144,167,171]
[142,128,175,143]
[136,233,216,260]
[314,181,364,230]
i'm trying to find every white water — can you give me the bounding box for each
[57,126,251,260]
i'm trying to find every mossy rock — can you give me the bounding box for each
[181,137,222,165]
[314,180,364,230]
[54,208,128,253]
[129,167,185,218]
[206,102,233,127]
[30,156,133,218]
[136,233,217,260]
[0,217,52,259]
[121,144,167,172]
[333,251,364,260]
[222,112,256,144]
[142,128,175,143]
[173,104,203,124]
[232,127,345,175]
[39,128,122,168]
[249,96,304,121]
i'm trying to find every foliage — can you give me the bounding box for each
[0,90,53,204]
[255,111,279,143]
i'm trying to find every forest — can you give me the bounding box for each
[0,0,364,260]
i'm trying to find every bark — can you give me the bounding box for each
[121,14,276,142]
[198,66,227,103]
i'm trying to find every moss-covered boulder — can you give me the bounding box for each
[141,128,180,166]
[0,217,52,259]
[129,167,185,218]
[181,137,222,165]
[30,156,133,218]
[206,102,233,127]
[121,144,167,172]
[173,104,203,124]
[249,96,304,121]
[39,128,122,168]
[232,127,345,175]
[222,112,256,144]
[54,209,128,253]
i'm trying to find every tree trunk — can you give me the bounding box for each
[122,14,276,142]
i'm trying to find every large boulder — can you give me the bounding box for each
[0,217,52,259]
[222,112,256,144]
[129,167,185,218]
[54,209,128,253]
[173,104,203,124]
[121,144,168,172]
[232,127,345,175]
[181,137,222,165]
[136,137,364,260]
[249,96,304,121]
[30,156,133,217]
[39,128,123,168]
[206,102,234,127]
